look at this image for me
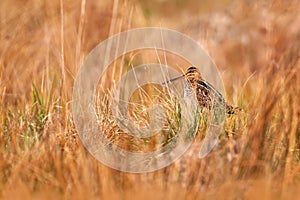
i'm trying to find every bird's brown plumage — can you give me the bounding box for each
[183,67,239,114]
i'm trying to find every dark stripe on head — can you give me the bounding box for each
[186,66,199,74]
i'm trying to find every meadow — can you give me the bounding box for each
[0,0,299,199]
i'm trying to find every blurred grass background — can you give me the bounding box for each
[0,0,300,199]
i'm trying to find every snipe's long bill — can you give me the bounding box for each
[161,74,185,85]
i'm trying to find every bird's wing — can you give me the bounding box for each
[198,80,225,103]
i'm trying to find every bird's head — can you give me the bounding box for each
[185,66,203,86]
[161,66,203,86]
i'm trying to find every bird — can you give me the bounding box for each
[163,66,240,114]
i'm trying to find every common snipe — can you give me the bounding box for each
[163,67,239,114]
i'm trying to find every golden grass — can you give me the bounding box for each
[0,0,300,199]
